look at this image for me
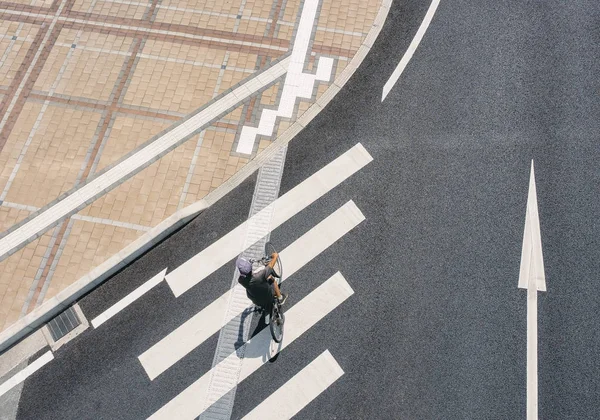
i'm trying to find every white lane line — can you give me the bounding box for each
[91,268,167,329]
[0,351,54,398]
[139,200,364,381]
[0,57,290,262]
[241,350,344,420]
[526,281,538,420]
[236,0,334,154]
[166,143,372,297]
[147,272,353,420]
[381,0,441,102]
[518,160,546,420]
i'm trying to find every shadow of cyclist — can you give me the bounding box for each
[234,306,282,363]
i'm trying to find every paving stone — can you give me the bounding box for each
[0,0,385,333]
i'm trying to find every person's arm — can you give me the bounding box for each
[265,266,282,298]
[265,267,276,283]
[267,253,280,278]
[265,255,283,298]
[272,279,283,299]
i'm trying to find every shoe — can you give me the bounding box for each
[277,293,288,305]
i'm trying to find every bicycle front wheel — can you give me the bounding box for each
[264,241,282,281]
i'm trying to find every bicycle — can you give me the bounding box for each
[249,242,285,343]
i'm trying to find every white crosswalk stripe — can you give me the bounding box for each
[91,269,167,328]
[88,144,370,333]
[165,143,372,297]
[77,144,372,418]
[240,350,344,420]
[0,351,54,398]
[138,200,364,381]
[147,272,353,420]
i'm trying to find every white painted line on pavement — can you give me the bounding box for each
[147,272,353,420]
[519,160,546,292]
[526,283,538,420]
[139,200,364,380]
[165,143,372,297]
[91,268,167,329]
[0,351,53,398]
[236,0,333,154]
[381,0,441,102]
[241,349,344,420]
[519,160,546,420]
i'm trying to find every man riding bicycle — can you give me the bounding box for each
[236,253,287,311]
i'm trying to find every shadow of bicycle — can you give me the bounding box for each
[233,306,283,363]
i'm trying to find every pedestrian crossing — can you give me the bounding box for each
[165,143,372,297]
[86,143,372,419]
[240,350,344,420]
[88,143,370,335]
[0,351,53,398]
[139,200,364,380]
[148,272,354,420]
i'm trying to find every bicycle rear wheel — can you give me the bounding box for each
[264,242,282,281]
[270,303,285,343]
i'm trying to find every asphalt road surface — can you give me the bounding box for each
[14,0,600,418]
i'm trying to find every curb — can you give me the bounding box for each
[0,0,392,354]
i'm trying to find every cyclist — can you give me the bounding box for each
[236,253,287,312]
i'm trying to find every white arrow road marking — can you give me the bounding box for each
[139,200,364,380]
[0,351,53,398]
[166,143,372,297]
[518,160,546,420]
[381,0,441,102]
[519,160,546,292]
[91,268,168,328]
[147,272,353,420]
[240,350,344,420]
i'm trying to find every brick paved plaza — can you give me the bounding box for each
[0,0,383,332]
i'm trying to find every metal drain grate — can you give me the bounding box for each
[47,306,81,342]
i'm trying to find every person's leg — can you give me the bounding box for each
[247,291,264,313]
[270,281,287,305]
[257,297,272,324]
[272,280,282,298]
